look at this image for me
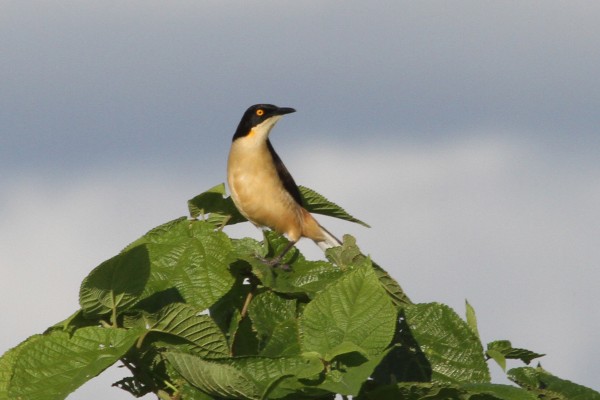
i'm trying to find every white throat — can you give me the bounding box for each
[251,115,282,141]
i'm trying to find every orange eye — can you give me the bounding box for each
[256,109,264,116]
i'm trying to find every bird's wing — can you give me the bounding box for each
[266,139,304,205]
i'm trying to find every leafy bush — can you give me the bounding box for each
[1,184,598,400]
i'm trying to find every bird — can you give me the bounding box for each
[227,104,341,265]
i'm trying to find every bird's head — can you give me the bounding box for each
[232,104,296,141]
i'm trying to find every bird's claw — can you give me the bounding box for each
[255,254,291,271]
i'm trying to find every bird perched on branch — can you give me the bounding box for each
[227,104,341,265]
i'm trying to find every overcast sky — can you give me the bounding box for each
[2,2,599,398]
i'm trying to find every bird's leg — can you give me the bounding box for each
[256,237,296,270]
[267,240,296,270]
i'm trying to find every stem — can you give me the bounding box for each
[157,389,174,400]
[217,215,232,231]
[111,306,118,327]
[111,292,118,327]
[240,275,259,318]
[99,320,112,328]
[241,290,254,318]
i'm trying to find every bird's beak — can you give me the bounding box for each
[276,107,296,116]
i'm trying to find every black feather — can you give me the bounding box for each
[266,139,304,206]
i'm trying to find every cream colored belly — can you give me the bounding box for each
[228,148,303,241]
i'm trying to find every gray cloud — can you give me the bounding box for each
[3,2,600,173]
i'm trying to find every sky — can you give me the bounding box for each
[1,1,599,398]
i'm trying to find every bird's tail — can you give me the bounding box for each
[314,224,342,251]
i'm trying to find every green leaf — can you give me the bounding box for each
[124,216,188,250]
[318,349,391,396]
[145,303,229,358]
[244,231,344,298]
[208,277,250,345]
[462,383,539,400]
[231,314,261,357]
[465,300,480,339]
[365,382,538,400]
[504,348,544,365]
[48,310,97,334]
[187,183,246,227]
[128,218,236,311]
[79,245,150,320]
[324,341,368,362]
[326,235,411,306]
[257,258,343,298]
[486,349,507,371]
[166,352,260,399]
[226,355,324,399]
[260,319,301,357]
[370,317,432,384]
[403,302,491,384]
[371,262,411,307]
[248,290,297,344]
[325,234,371,271]
[250,232,408,311]
[299,186,370,227]
[300,266,396,358]
[508,366,600,400]
[487,340,544,366]
[0,335,42,398]
[6,327,140,400]
[179,382,221,399]
[364,382,465,400]
[231,236,264,258]
[298,267,397,396]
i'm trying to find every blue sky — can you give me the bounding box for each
[2,2,599,398]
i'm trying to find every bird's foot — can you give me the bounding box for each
[255,254,291,271]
